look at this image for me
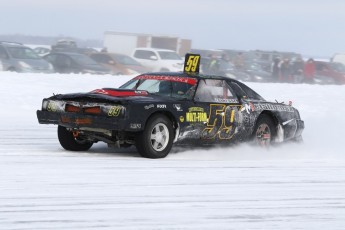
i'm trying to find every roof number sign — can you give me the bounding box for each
[184,53,200,74]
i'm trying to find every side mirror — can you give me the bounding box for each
[109,60,115,65]
[149,55,158,61]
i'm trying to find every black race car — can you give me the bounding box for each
[37,54,304,158]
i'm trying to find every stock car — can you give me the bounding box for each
[36,54,304,158]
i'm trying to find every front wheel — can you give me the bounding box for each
[136,115,173,158]
[253,114,276,147]
[57,125,93,151]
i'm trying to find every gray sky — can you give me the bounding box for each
[1,0,344,57]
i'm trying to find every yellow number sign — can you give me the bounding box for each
[184,53,200,74]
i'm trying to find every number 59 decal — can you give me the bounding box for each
[202,104,240,140]
[184,53,200,73]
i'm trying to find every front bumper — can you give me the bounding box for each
[37,110,126,130]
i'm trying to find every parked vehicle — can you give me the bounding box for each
[36,54,304,158]
[0,41,54,73]
[331,53,345,66]
[132,48,184,72]
[242,62,274,82]
[33,47,51,57]
[43,52,111,74]
[314,61,345,84]
[247,50,302,72]
[200,57,252,82]
[89,52,147,75]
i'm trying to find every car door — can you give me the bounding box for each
[190,79,242,142]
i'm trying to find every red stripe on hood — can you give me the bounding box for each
[91,89,148,97]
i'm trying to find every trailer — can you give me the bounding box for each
[103,31,191,56]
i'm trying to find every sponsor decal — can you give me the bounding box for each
[254,103,294,113]
[130,123,142,129]
[91,89,148,97]
[108,106,122,117]
[186,107,207,122]
[214,98,239,103]
[188,107,204,112]
[135,75,197,85]
[157,104,166,109]
[179,116,185,122]
[173,104,183,111]
[144,104,154,110]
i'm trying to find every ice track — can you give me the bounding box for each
[1,72,345,229]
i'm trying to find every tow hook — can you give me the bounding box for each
[72,131,80,138]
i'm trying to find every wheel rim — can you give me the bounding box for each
[255,123,271,146]
[150,123,169,151]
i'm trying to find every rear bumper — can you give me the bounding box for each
[295,119,304,137]
[37,110,125,130]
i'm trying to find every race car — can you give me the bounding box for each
[37,54,304,158]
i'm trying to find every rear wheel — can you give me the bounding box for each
[57,125,93,151]
[136,115,173,158]
[253,114,276,147]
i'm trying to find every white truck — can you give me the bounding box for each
[131,48,184,72]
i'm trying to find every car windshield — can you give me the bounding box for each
[70,54,99,65]
[8,47,41,59]
[158,51,182,60]
[111,54,142,66]
[120,75,196,99]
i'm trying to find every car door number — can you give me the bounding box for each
[202,104,240,139]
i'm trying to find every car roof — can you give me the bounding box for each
[141,71,237,82]
[0,41,28,48]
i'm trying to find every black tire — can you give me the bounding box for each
[57,125,93,151]
[136,115,174,158]
[253,114,276,147]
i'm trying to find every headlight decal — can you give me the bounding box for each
[43,100,125,117]
[44,100,66,112]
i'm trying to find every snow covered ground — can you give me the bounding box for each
[1,72,345,229]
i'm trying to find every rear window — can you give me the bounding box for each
[230,81,264,100]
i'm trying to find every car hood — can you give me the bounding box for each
[49,88,168,104]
